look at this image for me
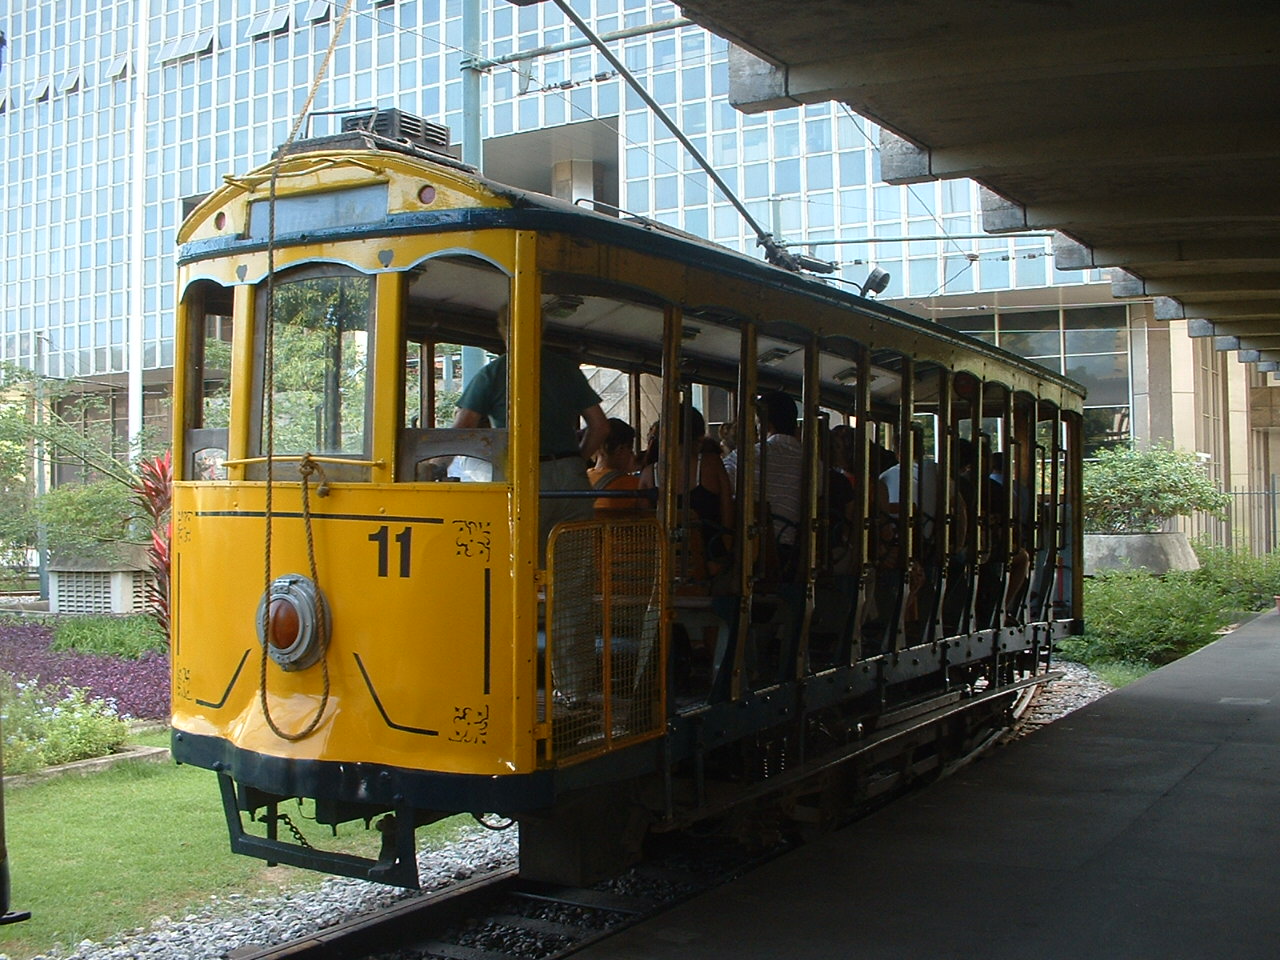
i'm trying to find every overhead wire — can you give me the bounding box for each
[310,1,1038,284]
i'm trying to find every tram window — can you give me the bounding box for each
[181,280,233,481]
[399,255,510,482]
[254,272,372,462]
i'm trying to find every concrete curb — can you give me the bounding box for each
[4,743,171,787]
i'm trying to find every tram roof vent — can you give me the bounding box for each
[341,109,451,153]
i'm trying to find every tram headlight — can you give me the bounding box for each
[256,574,331,671]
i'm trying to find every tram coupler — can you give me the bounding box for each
[217,773,422,889]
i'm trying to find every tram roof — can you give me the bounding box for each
[179,129,1085,404]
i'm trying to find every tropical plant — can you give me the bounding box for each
[1082,443,1230,534]
[131,451,173,639]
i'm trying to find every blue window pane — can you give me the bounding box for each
[775,158,800,194]
[652,71,676,106]
[626,111,648,142]
[627,179,649,212]
[492,102,512,135]
[598,82,618,116]
[714,204,740,240]
[838,150,865,186]
[711,61,728,97]
[682,101,706,134]
[980,256,1010,290]
[807,155,833,190]
[655,176,678,210]
[774,123,799,158]
[743,163,769,199]
[625,149,648,178]
[712,133,737,166]
[808,194,834,229]
[907,187,933,218]
[873,185,901,220]
[908,259,940,296]
[517,96,538,129]
[682,67,705,100]
[684,207,708,238]
[1015,254,1047,287]
[805,119,832,153]
[743,127,768,162]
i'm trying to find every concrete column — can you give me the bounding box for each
[1130,304,1173,447]
[127,0,152,454]
[1224,353,1251,491]
[552,160,604,206]
[1168,318,1196,452]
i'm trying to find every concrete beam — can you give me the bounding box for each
[725,18,1279,118]
[882,122,1280,186]
[1155,297,1280,322]
[1186,318,1280,340]
[1237,349,1280,364]
[726,47,801,113]
[1055,236,1280,271]
[1233,336,1280,352]
[1111,270,1280,300]
[983,191,1280,235]
[1257,362,1280,373]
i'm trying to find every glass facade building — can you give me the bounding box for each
[1,0,1117,440]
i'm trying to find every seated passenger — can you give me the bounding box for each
[724,390,803,580]
[588,418,646,513]
[639,405,735,579]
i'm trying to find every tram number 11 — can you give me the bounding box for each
[368,525,412,578]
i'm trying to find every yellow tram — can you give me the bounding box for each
[170,115,1084,887]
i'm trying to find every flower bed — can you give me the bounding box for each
[0,620,169,720]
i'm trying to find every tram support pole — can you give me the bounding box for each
[459,0,486,386]
[0,721,30,926]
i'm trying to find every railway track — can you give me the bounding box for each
[228,837,774,960]
[230,671,1061,960]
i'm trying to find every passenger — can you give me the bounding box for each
[452,305,609,561]
[724,390,803,579]
[588,418,646,513]
[942,438,979,634]
[717,421,737,459]
[989,451,1032,624]
[877,447,966,639]
[639,405,735,578]
[827,424,859,571]
[453,306,607,707]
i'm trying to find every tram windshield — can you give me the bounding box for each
[255,271,373,459]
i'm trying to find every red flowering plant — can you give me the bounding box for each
[130,450,172,642]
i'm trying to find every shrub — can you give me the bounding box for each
[1,671,129,775]
[51,615,167,660]
[1082,444,1230,533]
[0,620,170,720]
[1189,543,1280,612]
[1062,568,1231,667]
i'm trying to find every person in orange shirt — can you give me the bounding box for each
[588,418,646,513]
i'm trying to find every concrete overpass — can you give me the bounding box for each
[674,1,1280,369]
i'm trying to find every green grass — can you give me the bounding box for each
[0,733,467,960]
[1089,660,1152,689]
[51,614,167,660]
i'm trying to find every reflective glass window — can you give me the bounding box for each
[257,273,373,457]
